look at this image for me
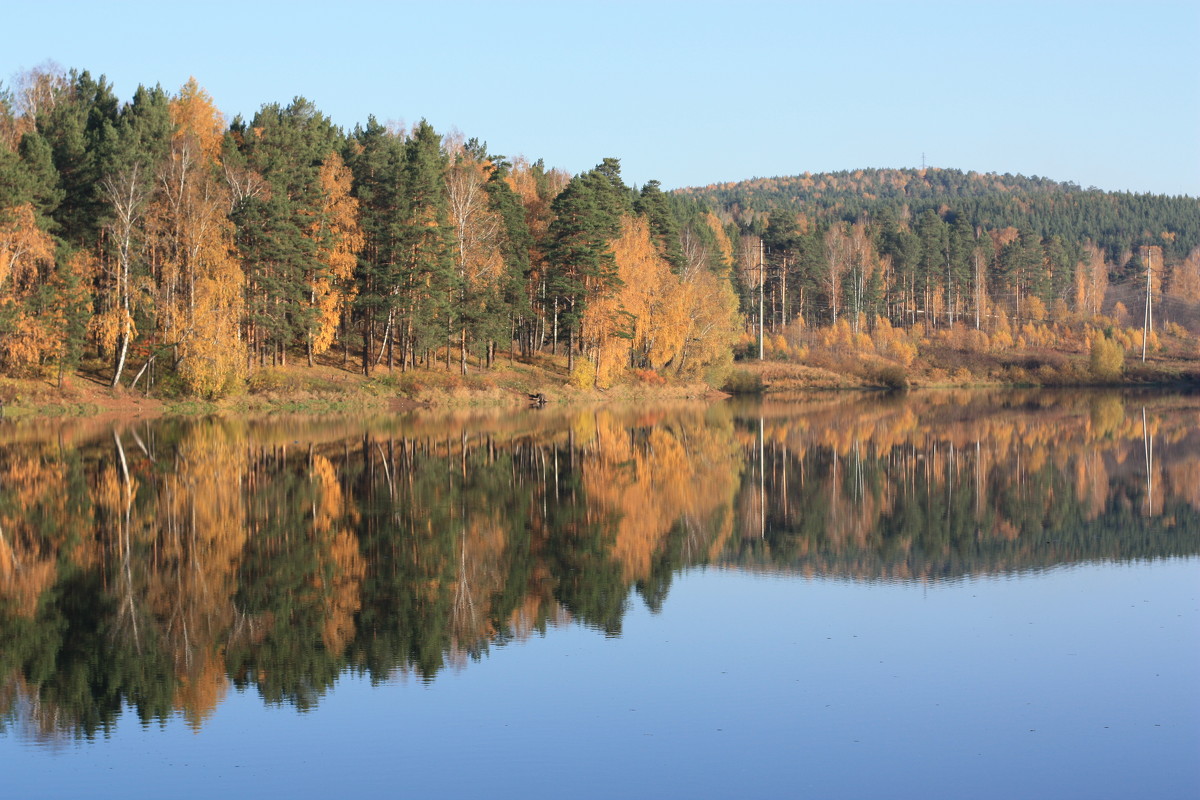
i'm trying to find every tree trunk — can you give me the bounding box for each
[362,312,372,376]
[111,328,131,389]
[567,326,574,374]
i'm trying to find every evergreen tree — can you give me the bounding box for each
[484,158,534,365]
[634,180,685,271]
[231,97,341,365]
[37,70,122,248]
[547,158,630,371]
[397,119,454,369]
[347,116,405,374]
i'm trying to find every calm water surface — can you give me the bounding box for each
[1,390,1197,799]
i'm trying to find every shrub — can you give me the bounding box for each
[722,368,764,394]
[883,338,917,367]
[632,368,666,386]
[570,358,596,389]
[1089,334,1124,381]
[872,363,909,390]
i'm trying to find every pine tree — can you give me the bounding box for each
[547,158,629,371]
[634,180,685,271]
[347,116,405,374]
[484,159,533,366]
[397,119,454,370]
[231,97,341,367]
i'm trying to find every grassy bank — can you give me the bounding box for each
[3,342,1198,420]
[723,344,1200,394]
[0,353,724,419]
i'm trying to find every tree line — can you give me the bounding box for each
[0,66,738,396]
[686,167,1200,345]
[3,66,1198,399]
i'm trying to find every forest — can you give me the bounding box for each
[2,65,1199,401]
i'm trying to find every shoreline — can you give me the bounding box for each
[2,355,1197,421]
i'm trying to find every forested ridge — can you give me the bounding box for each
[677,166,1200,385]
[2,65,1198,401]
[678,167,1200,264]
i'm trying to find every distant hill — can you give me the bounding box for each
[677,167,1200,264]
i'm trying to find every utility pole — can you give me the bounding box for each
[758,238,765,360]
[1143,246,1153,362]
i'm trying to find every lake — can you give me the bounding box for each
[1,389,1197,799]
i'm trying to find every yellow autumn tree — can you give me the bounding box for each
[1168,246,1200,304]
[703,211,733,268]
[0,203,59,373]
[614,216,682,368]
[1090,331,1124,380]
[1074,242,1109,317]
[144,79,246,397]
[583,216,740,387]
[676,264,741,379]
[309,151,363,360]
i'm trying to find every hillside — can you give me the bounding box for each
[677,167,1200,265]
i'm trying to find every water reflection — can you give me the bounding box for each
[0,390,1197,740]
[729,390,1200,579]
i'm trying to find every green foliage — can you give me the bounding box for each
[635,179,685,271]
[547,158,631,337]
[232,97,343,358]
[37,69,123,248]
[399,119,456,361]
[680,167,1200,266]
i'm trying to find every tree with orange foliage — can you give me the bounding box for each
[1074,243,1109,317]
[1168,246,1200,305]
[0,203,59,373]
[309,151,363,364]
[143,79,245,396]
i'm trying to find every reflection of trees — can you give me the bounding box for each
[727,391,1200,578]
[1,393,1198,737]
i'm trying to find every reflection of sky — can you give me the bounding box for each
[6,560,1198,800]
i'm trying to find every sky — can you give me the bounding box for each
[4,0,1198,196]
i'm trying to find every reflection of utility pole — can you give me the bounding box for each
[758,239,765,360]
[759,417,766,539]
[1143,407,1153,516]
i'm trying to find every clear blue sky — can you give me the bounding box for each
[5,0,1198,196]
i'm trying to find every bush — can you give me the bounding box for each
[871,363,909,390]
[1089,334,1124,381]
[722,368,764,394]
[632,368,666,386]
[569,358,596,389]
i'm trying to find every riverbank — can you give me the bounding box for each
[0,353,725,419]
[726,344,1200,393]
[2,346,1197,419]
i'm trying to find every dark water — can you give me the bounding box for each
[1,390,1197,798]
